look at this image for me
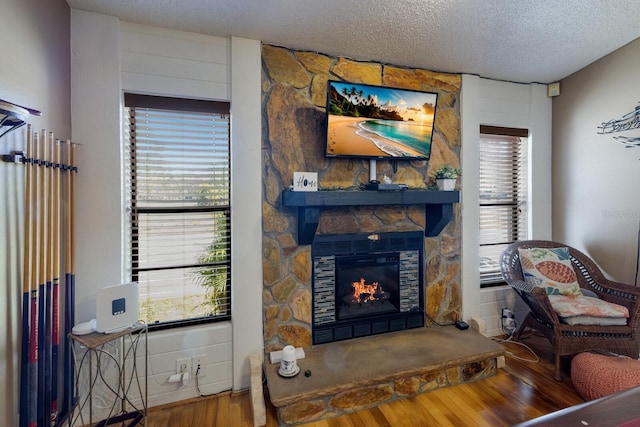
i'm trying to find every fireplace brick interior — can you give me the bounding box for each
[312,232,425,344]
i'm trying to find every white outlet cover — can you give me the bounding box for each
[176,357,191,375]
[192,354,207,377]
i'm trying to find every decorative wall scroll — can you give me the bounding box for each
[598,102,640,156]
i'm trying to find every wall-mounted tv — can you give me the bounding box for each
[325,81,438,160]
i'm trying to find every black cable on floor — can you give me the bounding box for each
[635,220,640,286]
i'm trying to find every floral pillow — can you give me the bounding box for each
[518,247,582,296]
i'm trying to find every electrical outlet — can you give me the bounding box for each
[192,354,207,378]
[176,357,191,375]
[501,308,516,333]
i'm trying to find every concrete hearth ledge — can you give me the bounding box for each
[265,326,504,408]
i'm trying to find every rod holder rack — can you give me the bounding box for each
[1,150,25,164]
[0,99,41,139]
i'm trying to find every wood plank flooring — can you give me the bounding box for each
[145,332,586,426]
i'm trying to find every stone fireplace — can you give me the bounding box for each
[261,44,462,354]
[312,231,424,344]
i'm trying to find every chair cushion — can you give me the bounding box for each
[561,315,627,326]
[572,352,640,400]
[548,294,629,325]
[518,247,582,296]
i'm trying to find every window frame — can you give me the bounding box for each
[478,125,529,288]
[124,93,232,330]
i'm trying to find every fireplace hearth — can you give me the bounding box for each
[312,231,424,344]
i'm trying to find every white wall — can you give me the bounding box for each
[460,75,552,337]
[553,38,640,284]
[1,1,70,425]
[229,36,264,392]
[71,10,262,408]
[0,1,70,137]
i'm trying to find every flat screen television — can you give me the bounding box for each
[325,81,438,160]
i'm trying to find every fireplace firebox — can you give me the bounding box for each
[312,231,424,344]
[336,254,400,321]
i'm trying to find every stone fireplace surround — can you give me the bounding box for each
[261,43,463,364]
[260,45,473,425]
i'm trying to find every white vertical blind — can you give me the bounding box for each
[124,94,231,326]
[479,129,528,286]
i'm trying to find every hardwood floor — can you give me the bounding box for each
[145,332,585,426]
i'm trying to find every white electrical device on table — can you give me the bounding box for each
[95,282,140,333]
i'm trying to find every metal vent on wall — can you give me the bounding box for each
[312,231,424,256]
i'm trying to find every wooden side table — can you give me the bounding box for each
[68,323,147,426]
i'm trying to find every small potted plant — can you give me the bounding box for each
[433,164,460,191]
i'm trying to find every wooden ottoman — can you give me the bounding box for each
[571,352,640,400]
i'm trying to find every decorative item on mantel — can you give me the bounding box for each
[433,164,461,191]
[292,171,318,192]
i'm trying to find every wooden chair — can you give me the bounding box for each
[500,240,640,380]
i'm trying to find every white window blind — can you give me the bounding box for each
[124,94,231,327]
[479,127,528,286]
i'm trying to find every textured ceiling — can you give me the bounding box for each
[66,0,640,84]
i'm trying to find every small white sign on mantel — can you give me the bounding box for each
[293,172,318,192]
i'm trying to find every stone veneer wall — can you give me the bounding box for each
[275,358,497,425]
[261,45,462,353]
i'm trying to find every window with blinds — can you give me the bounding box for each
[479,126,528,287]
[124,93,231,328]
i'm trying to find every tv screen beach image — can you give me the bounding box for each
[326,82,438,159]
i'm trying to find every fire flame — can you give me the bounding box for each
[350,278,382,303]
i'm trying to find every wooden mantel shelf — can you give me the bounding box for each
[281,189,460,244]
